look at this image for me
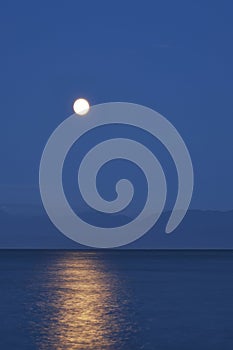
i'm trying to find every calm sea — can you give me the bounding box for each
[0,250,233,350]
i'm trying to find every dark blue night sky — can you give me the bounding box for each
[0,1,233,248]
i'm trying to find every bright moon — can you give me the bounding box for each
[73,98,90,116]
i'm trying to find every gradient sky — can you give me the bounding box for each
[0,0,233,212]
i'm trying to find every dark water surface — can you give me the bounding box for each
[0,250,233,349]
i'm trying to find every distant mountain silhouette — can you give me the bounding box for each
[129,209,233,249]
[0,205,232,249]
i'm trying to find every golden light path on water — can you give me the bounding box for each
[35,252,137,350]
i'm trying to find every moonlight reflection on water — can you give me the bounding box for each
[32,252,137,350]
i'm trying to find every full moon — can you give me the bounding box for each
[73,98,90,116]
